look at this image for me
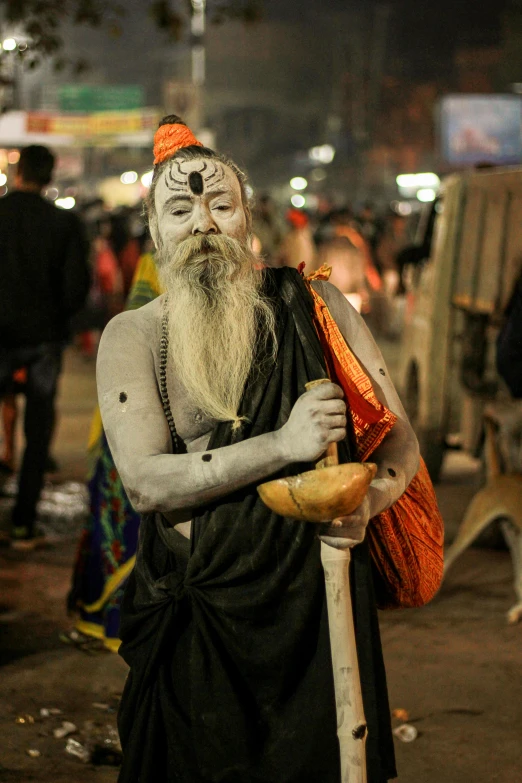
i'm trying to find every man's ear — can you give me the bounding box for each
[148,215,160,250]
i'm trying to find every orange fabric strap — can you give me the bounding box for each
[308,283,444,609]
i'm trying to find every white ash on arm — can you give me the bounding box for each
[96,306,348,516]
[310,280,420,519]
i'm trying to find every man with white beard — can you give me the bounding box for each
[97,116,443,783]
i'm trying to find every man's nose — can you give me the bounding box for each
[192,205,218,235]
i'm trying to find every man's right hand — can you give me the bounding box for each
[277,382,347,463]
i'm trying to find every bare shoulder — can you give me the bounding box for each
[310,280,365,342]
[98,295,164,354]
[96,296,164,395]
[310,280,407,417]
[96,296,165,420]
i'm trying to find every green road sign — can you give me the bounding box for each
[58,85,144,112]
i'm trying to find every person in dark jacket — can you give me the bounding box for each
[0,145,90,548]
[497,271,522,399]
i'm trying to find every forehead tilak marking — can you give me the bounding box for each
[164,160,186,192]
[165,159,208,193]
[204,162,226,186]
[163,158,229,195]
[188,171,204,195]
[180,159,206,173]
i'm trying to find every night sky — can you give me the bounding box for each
[267,0,509,78]
[60,0,514,98]
[97,0,512,84]
[270,0,507,39]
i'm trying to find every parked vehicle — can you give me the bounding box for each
[398,166,522,480]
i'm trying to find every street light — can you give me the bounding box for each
[140,170,153,188]
[396,173,440,189]
[417,188,436,203]
[2,38,17,51]
[309,145,335,164]
[291,194,306,208]
[121,171,138,184]
[290,176,308,191]
[55,197,76,210]
[391,200,413,216]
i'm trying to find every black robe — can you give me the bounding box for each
[117,268,397,783]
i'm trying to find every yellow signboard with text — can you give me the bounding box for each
[25,109,160,139]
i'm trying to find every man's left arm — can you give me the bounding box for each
[311,280,420,548]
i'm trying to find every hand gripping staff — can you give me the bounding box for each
[258,378,376,783]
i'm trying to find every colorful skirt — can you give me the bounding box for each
[69,430,140,651]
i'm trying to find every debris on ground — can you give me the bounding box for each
[1,479,89,538]
[59,629,109,655]
[40,707,62,718]
[64,721,122,765]
[14,697,126,767]
[65,737,90,763]
[15,714,35,725]
[393,723,419,743]
[53,721,78,739]
[37,482,89,534]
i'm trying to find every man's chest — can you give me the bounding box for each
[146,308,215,452]
[162,359,215,452]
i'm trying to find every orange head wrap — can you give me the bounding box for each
[153,122,203,165]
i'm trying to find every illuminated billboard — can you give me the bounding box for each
[440,95,522,166]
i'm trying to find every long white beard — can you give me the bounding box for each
[158,234,276,425]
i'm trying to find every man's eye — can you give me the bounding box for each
[214,204,231,211]
[173,209,189,216]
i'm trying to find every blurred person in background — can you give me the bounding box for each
[67,251,161,651]
[0,145,90,549]
[110,207,143,299]
[357,201,384,257]
[315,230,367,313]
[0,368,60,476]
[332,207,382,295]
[74,215,123,359]
[0,369,27,475]
[94,217,123,318]
[313,206,337,247]
[252,193,284,264]
[375,211,409,298]
[313,207,382,315]
[277,207,316,273]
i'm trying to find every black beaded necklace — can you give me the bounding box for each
[159,295,186,453]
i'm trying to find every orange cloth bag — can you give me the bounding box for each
[309,280,444,610]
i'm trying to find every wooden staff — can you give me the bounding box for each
[305,379,368,783]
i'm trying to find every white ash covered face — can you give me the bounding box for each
[150,157,249,250]
[147,154,275,427]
